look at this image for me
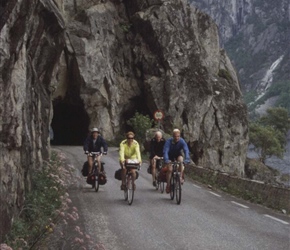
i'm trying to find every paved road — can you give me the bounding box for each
[56,146,290,250]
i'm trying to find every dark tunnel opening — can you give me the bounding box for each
[51,97,90,145]
[122,94,154,133]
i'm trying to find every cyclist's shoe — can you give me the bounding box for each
[121,184,126,190]
[153,181,156,187]
[166,184,170,193]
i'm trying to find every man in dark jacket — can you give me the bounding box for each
[84,127,108,174]
[150,131,165,187]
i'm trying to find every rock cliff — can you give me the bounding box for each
[0,0,248,239]
[0,0,65,240]
[190,0,290,115]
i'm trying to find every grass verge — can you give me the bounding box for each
[2,150,104,250]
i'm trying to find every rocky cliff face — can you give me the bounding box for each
[0,0,248,239]
[190,0,290,115]
[0,0,65,240]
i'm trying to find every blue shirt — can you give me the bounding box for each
[163,138,190,163]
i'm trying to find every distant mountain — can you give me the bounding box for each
[190,0,290,117]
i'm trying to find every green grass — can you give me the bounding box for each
[4,151,68,249]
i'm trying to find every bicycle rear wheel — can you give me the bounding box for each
[127,174,135,205]
[170,174,174,200]
[175,174,181,204]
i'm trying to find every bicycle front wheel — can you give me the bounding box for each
[155,172,159,190]
[94,172,99,192]
[170,174,174,200]
[124,176,128,201]
[160,181,164,193]
[127,174,135,205]
[175,174,182,205]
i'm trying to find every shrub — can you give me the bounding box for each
[127,112,154,144]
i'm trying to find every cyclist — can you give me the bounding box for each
[83,128,108,174]
[149,131,165,187]
[119,131,142,190]
[163,129,190,193]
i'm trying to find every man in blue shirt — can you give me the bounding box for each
[163,129,190,193]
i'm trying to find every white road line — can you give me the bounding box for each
[264,215,289,225]
[209,191,221,197]
[231,201,249,209]
[193,184,201,188]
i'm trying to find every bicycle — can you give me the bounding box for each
[154,157,164,192]
[169,161,183,205]
[87,152,105,192]
[123,159,140,205]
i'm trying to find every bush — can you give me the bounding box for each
[127,112,154,144]
[4,151,68,249]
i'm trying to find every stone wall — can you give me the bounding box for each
[185,165,290,213]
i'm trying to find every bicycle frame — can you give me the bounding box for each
[155,158,164,191]
[90,152,103,192]
[170,161,183,205]
[124,162,140,205]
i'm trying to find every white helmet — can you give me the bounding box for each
[91,127,99,133]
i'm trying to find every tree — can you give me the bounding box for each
[249,123,284,163]
[259,107,290,135]
[258,107,290,147]
[127,112,154,143]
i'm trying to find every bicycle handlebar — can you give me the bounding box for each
[85,151,103,156]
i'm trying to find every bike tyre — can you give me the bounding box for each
[94,172,99,192]
[160,181,164,193]
[155,172,159,190]
[127,175,135,205]
[124,176,128,201]
[170,174,174,200]
[175,174,181,205]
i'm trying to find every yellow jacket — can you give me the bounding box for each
[119,139,142,163]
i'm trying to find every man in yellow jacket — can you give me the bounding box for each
[119,131,142,190]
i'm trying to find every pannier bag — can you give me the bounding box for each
[158,167,168,182]
[114,169,122,180]
[114,168,139,180]
[86,174,95,184]
[86,172,107,185]
[82,161,89,177]
[98,172,107,185]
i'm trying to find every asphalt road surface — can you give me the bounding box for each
[55,146,290,250]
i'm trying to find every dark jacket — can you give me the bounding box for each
[83,135,108,153]
[149,138,165,159]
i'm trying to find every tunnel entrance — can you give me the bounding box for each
[122,94,154,133]
[51,97,90,145]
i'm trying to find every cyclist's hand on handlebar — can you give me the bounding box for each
[103,152,107,155]
[85,151,89,154]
